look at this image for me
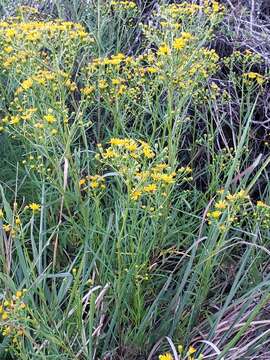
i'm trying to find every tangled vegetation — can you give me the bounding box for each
[0,1,270,359]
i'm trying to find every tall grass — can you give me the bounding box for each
[0,1,270,359]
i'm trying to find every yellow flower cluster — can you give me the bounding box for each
[96,138,191,203]
[159,353,173,360]
[2,49,35,69]
[15,69,71,95]
[204,0,224,14]
[2,65,73,135]
[0,202,41,235]
[0,15,93,86]
[173,32,193,50]
[83,41,219,107]
[79,175,106,191]
[0,18,92,86]
[0,16,85,139]
[0,289,27,343]
[208,194,270,231]
[83,53,150,105]
[254,200,270,229]
[243,72,265,86]
[0,201,41,246]
[257,200,268,208]
[1,208,22,237]
[2,107,62,135]
[0,20,90,44]
[157,43,171,56]
[133,1,222,103]
[206,189,259,228]
[81,85,95,97]
[131,164,177,201]
[158,0,223,19]
[28,203,41,212]
[162,2,202,17]
[99,138,155,161]
[111,0,137,10]
[159,345,199,360]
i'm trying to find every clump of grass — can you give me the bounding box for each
[0,1,270,359]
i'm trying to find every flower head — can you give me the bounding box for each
[28,203,41,212]
[2,312,8,320]
[188,346,196,355]
[44,114,56,124]
[159,353,173,360]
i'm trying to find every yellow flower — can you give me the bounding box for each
[79,178,86,187]
[90,181,99,189]
[117,84,127,96]
[226,190,246,202]
[244,72,257,79]
[65,79,77,91]
[160,174,176,184]
[112,78,121,85]
[139,141,155,158]
[44,114,56,124]
[110,138,126,146]
[16,291,23,299]
[230,189,248,201]
[111,0,136,10]
[159,353,173,360]
[4,46,13,53]
[81,86,94,96]
[2,326,11,336]
[143,184,157,193]
[208,210,221,219]
[3,224,11,232]
[182,32,193,39]
[188,346,196,355]
[10,115,20,125]
[226,193,235,201]
[145,66,158,74]
[257,200,268,208]
[243,72,264,85]
[98,79,108,89]
[29,203,41,212]
[0,209,3,218]
[173,37,186,50]
[2,312,8,320]
[21,78,33,91]
[126,143,137,152]
[215,200,227,210]
[103,148,118,159]
[212,1,220,12]
[157,44,170,56]
[131,189,142,201]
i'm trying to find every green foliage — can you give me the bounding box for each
[0,1,270,359]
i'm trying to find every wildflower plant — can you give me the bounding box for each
[0,1,270,359]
